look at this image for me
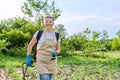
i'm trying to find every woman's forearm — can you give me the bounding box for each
[56,42,60,54]
[27,38,37,55]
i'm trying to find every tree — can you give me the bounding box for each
[68,33,87,50]
[83,28,92,51]
[54,24,70,55]
[83,28,91,40]
[21,0,62,28]
[92,31,100,40]
[100,30,108,49]
[111,30,120,50]
[92,31,101,49]
[112,38,120,50]
[54,24,67,38]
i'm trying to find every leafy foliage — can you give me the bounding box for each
[112,38,120,50]
[1,29,30,48]
[0,39,10,52]
[6,43,28,57]
[68,33,87,50]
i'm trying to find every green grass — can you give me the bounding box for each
[0,51,120,80]
[0,54,25,67]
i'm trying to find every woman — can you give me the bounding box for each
[26,16,60,80]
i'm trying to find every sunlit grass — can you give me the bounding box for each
[104,51,120,59]
[0,54,25,67]
[0,51,120,67]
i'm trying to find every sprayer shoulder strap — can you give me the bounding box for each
[36,30,43,42]
[55,32,59,42]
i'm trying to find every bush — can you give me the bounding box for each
[1,29,31,48]
[6,43,28,57]
[59,38,71,56]
[0,39,10,52]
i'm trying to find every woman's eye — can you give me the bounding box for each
[46,21,48,23]
[49,21,52,23]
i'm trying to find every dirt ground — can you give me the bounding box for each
[0,67,120,80]
[0,67,38,80]
[0,68,13,80]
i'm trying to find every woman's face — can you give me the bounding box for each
[44,17,54,30]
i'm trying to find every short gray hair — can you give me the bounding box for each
[45,16,54,21]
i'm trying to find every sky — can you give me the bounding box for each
[0,0,120,39]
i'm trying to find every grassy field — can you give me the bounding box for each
[0,51,120,80]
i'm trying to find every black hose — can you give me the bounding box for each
[22,62,28,80]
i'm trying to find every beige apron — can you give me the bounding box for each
[36,32,57,74]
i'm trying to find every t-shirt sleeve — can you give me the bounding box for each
[33,31,39,39]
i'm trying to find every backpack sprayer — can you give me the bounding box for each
[22,56,62,80]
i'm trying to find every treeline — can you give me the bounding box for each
[68,28,120,51]
[0,17,120,57]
